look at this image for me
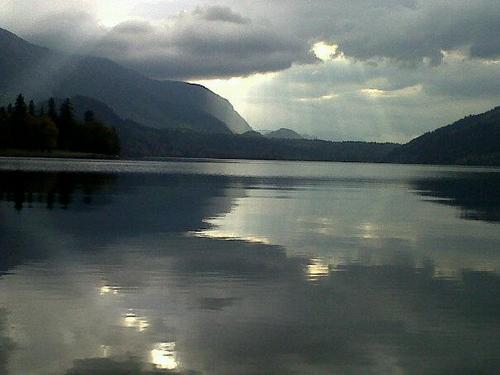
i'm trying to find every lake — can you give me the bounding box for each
[0,157,499,374]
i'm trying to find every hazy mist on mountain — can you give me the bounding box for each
[0,27,252,134]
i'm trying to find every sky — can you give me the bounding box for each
[1,0,499,142]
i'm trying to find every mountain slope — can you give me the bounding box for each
[388,107,500,165]
[59,95,398,160]
[0,27,251,134]
[266,128,304,139]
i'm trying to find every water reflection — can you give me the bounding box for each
[0,171,245,276]
[65,357,168,374]
[0,171,116,210]
[151,342,178,371]
[0,159,498,374]
[305,258,330,282]
[411,172,500,222]
[1,241,498,374]
[99,345,111,359]
[99,285,119,296]
[123,311,150,333]
[0,309,14,375]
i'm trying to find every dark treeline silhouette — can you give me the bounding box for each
[120,125,398,162]
[0,94,120,155]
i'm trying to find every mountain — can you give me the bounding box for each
[50,95,397,160]
[388,106,500,165]
[266,128,304,140]
[0,27,251,134]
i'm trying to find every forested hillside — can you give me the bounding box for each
[388,107,500,165]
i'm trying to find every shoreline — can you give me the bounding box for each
[1,154,499,170]
[0,149,119,160]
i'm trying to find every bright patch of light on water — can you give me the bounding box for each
[123,311,149,332]
[99,285,119,295]
[151,342,178,370]
[306,258,330,281]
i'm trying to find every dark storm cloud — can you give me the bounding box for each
[3,0,500,79]
[335,0,500,64]
[88,7,315,79]
[0,2,314,79]
[238,0,500,65]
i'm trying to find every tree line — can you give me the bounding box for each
[119,125,398,162]
[0,94,120,155]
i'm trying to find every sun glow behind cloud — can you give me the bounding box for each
[194,41,347,117]
[312,41,344,62]
[94,0,143,27]
[192,72,279,124]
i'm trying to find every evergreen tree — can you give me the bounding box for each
[47,98,57,121]
[0,107,6,148]
[37,117,58,151]
[58,98,75,149]
[0,94,120,155]
[13,94,27,118]
[59,98,74,124]
[28,100,36,116]
[12,94,28,148]
[111,127,121,155]
[84,110,95,123]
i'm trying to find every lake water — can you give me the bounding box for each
[0,158,499,374]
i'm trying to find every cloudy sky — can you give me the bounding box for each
[2,0,499,142]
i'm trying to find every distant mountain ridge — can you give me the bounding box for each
[388,106,500,165]
[0,27,252,134]
[54,96,500,165]
[46,95,397,160]
[266,128,304,140]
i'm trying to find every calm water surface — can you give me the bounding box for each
[0,158,499,374]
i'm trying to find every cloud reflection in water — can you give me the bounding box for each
[151,342,179,371]
[0,160,499,374]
